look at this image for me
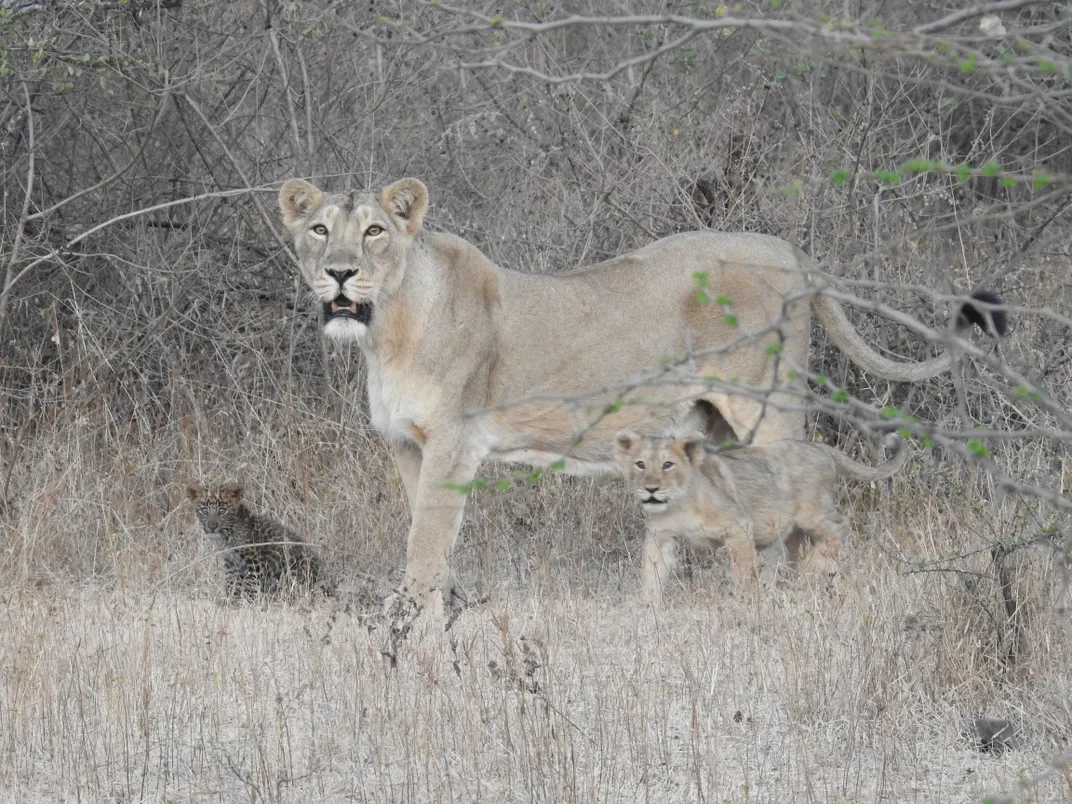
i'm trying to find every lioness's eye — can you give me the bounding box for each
[634,461,645,469]
[311,224,328,236]
[365,225,385,237]
[663,461,675,470]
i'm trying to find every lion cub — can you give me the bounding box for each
[615,431,907,606]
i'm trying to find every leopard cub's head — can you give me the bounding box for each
[614,431,706,513]
[187,482,244,538]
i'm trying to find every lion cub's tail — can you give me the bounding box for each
[824,434,908,483]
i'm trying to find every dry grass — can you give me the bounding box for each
[1,561,1069,803]
[1,405,1071,802]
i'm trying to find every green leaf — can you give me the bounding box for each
[832,389,849,403]
[715,295,733,306]
[981,160,1000,177]
[723,313,738,327]
[765,342,783,354]
[999,176,1017,187]
[874,169,900,185]
[693,270,710,287]
[1032,170,1053,190]
[550,459,566,471]
[967,439,990,457]
[814,374,827,386]
[900,158,939,174]
[831,169,852,184]
[881,406,899,419]
[488,14,504,25]
[696,290,711,303]
[495,478,511,489]
[897,427,912,440]
[1036,60,1056,72]
[955,164,972,182]
[959,53,977,72]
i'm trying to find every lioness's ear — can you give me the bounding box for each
[378,178,428,235]
[615,430,638,455]
[279,179,326,230]
[681,435,706,467]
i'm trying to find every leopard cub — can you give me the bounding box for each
[187,482,333,601]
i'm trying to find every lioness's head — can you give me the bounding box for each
[615,431,706,512]
[278,177,429,343]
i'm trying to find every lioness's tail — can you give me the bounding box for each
[804,250,1007,383]
[824,436,909,483]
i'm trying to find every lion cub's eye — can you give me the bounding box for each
[634,460,645,469]
[662,461,675,470]
[365,224,385,237]
[311,224,328,236]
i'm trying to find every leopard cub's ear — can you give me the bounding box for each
[219,483,244,503]
[185,484,204,501]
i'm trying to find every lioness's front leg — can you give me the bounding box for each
[390,440,423,512]
[396,436,482,617]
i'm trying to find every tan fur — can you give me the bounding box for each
[614,431,907,607]
[278,176,960,617]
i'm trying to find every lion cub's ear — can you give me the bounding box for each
[279,179,326,230]
[615,430,639,456]
[680,435,707,467]
[378,178,428,235]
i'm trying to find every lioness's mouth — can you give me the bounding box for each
[641,496,665,507]
[324,295,373,325]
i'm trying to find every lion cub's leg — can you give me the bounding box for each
[721,520,761,589]
[793,497,848,576]
[783,526,811,566]
[641,528,677,608]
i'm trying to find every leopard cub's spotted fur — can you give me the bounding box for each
[187,482,333,601]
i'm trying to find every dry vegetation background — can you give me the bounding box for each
[2,0,1072,801]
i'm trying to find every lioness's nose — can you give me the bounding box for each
[644,486,659,494]
[327,268,356,285]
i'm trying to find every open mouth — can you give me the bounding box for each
[324,295,373,325]
[641,496,665,507]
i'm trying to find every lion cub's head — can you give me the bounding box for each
[278,177,429,343]
[615,431,706,513]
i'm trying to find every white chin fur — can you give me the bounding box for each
[641,501,669,513]
[323,318,369,343]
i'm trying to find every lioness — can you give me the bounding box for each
[277,176,1001,620]
[614,430,907,606]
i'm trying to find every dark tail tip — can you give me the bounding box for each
[957,290,1008,338]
